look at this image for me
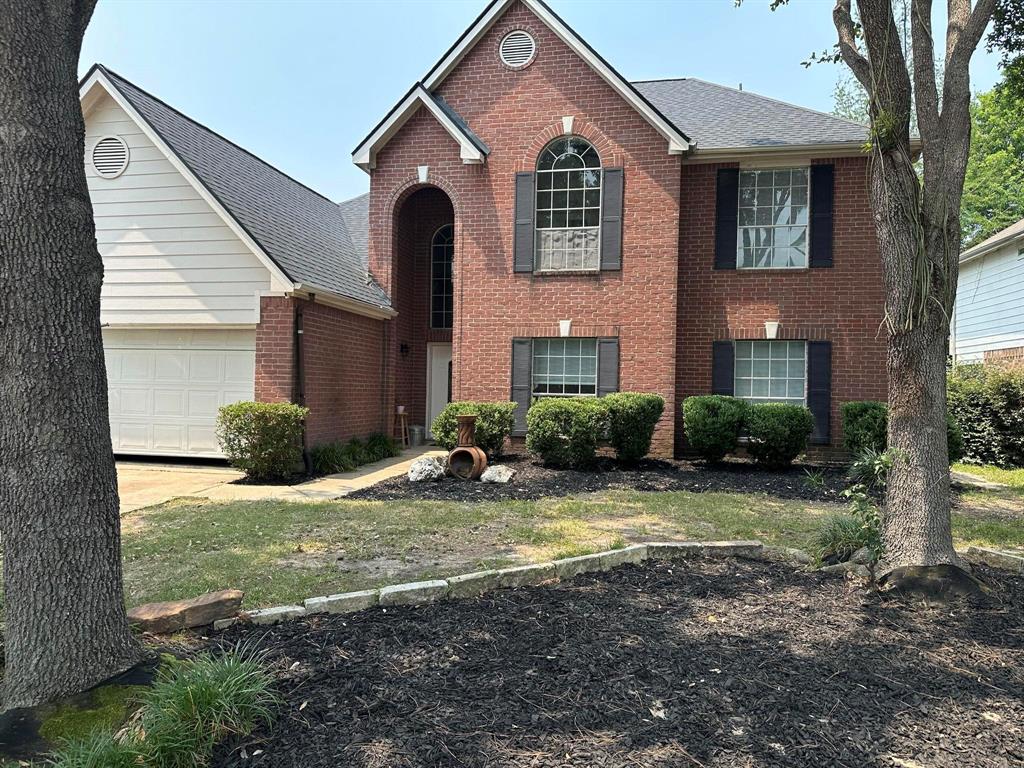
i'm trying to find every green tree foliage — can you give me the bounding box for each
[961,87,1024,246]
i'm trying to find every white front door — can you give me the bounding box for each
[426,343,453,439]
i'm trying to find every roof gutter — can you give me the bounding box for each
[960,229,1024,265]
[682,138,923,163]
[290,284,397,320]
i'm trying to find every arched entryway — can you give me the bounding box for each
[390,185,455,438]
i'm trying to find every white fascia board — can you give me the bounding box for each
[290,284,398,320]
[80,70,294,293]
[960,228,1024,265]
[353,85,486,172]
[421,0,693,156]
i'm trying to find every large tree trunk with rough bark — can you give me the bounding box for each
[833,0,995,584]
[0,0,145,709]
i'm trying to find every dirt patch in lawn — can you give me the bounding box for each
[348,454,849,503]
[212,558,1024,768]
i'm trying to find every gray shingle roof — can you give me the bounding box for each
[633,78,868,150]
[98,65,391,310]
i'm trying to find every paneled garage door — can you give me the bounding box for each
[103,329,255,457]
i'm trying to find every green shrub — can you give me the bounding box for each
[140,651,278,768]
[847,446,894,491]
[431,401,517,457]
[843,399,967,466]
[681,395,748,462]
[604,392,665,463]
[309,442,357,475]
[342,437,369,466]
[366,432,402,462]
[745,403,814,469]
[841,401,888,455]
[526,397,609,468]
[216,402,308,481]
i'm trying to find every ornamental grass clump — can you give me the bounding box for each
[604,392,665,463]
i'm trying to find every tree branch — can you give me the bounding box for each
[947,0,997,78]
[911,0,940,139]
[833,0,873,93]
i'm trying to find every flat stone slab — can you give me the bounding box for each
[213,617,238,631]
[702,540,764,558]
[305,589,380,614]
[447,569,502,599]
[246,605,306,625]
[127,588,243,634]
[379,579,449,607]
[646,542,705,559]
[967,547,1024,573]
[554,544,648,580]
[494,562,557,588]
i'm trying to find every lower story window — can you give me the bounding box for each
[532,338,598,396]
[734,340,806,405]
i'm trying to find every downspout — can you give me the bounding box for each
[294,297,310,473]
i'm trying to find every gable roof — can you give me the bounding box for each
[960,217,1024,264]
[353,0,692,170]
[80,64,393,316]
[353,84,489,171]
[633,78,869,154]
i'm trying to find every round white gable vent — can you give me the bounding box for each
[500,30,536,69]
[91,135,130,178]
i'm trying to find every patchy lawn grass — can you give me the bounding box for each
[954,463,1024,495]
[121,488,1024,610]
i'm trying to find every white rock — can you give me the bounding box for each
[480,465,516,483]
[408,456,445,482]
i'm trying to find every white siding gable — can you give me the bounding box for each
[85,93,273,326]
[955,241,1024,361]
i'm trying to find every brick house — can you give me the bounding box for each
[78,0,885,460]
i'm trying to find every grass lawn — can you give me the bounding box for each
[121,488,1024,610]
[954,463,1024,494]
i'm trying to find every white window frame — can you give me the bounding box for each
[531,337,599,397]
[736,166,810,270]
[733,340,807,406]
[430,224,454,330]
[535,137,602,272]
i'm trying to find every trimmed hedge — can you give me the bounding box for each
[526,397,609,469]
[604,392,665,463]
[842,400,965,465]
[216,401,308,481]
[745,403,815,469]
[431,401,517,458]
[682,395,748,463]
[310,433,401,475]
[949,364,1024,467]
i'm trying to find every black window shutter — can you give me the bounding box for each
[510,338,532,436]
[513,172,535,273]
[597,338,620,396]
[600,168,624,270]
[809,164,835,268]
[807,340,832,444]
[711,341,735,395]
[714,168,739,270]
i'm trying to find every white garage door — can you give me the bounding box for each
[103,329,256,458]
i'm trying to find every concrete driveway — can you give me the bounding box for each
[117,461,241,514]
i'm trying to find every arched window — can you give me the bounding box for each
[535,137,601,271]
[431,224,454,329]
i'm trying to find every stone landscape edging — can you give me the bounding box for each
[218,540,767,629]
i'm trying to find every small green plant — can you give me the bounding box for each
[745,403,814,469]
[526,397,609,469]
[604,392,665,463]
[681,395,748,463]
[216,401,308,481]
[309,441,357,475]
[47,731,139,768]
[366,433,402,462]
[812,512,880,564]
[431,401,517,458]
[803,468,826,490]
[848,446,895,491]
[310,433,399,475]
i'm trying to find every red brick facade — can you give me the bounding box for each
[275,0,888,460]
[255,295,388,449]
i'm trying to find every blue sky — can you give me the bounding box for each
[80,0,1003,202]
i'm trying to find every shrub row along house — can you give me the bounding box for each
[79,0,885,460]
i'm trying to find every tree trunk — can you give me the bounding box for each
[0,0,145,709]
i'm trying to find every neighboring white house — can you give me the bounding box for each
[953,218,1024,363]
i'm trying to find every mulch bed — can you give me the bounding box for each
[212,558,1024,768]
[347,454,850,503]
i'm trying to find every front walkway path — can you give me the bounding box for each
[199,445,445,503]
[117,462,242,514]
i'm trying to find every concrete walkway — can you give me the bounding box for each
[951,469,1009,491]
[196,445,445,503]
[117,462,242,514]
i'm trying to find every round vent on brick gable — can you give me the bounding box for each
[500,30,536,68]
[91,135,130,178]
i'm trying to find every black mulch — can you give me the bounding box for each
[212,559,1024,768]
[347,455,851,503]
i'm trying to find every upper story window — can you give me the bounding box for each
[535,137,602,272]
[431,224,454,329]
[737,167,809,269]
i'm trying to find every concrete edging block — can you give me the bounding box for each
[967,546,1024,573]
[646,541,705,559]
[702,540,764,558]
[246,605,306,626]
[447,570,502,599]
[305,588,380,615]
[378,579,450,607]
